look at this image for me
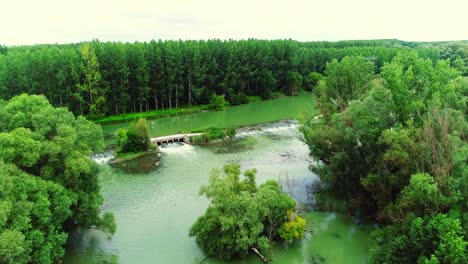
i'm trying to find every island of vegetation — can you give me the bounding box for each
[189,164,305,262]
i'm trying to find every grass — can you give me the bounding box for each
[114,151,147,160]
[93,104,209,124]
[190,127,236,144]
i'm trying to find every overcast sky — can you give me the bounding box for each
[2,0,467,45]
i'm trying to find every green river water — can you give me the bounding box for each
[64,120,372,264]
[101,92,318,143]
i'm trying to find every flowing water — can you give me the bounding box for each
[64,121,372,264]
[101,92,318,144]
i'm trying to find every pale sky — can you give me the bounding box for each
[1,0,468,46]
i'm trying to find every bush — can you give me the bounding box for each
[116,118,151,153]
[191,127,236,143]
[229,93,249,105]
[208,94,226,111]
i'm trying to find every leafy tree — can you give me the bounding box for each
[369,214,466,264]
[78,43,106,117]
[304,71,323,91]
[208,94,226,111]
[116,118,151,153]
[300,51,467,262]
[189,164,305,260]
[286,71,302,95]
[0,94,115,264]
[324,56,375,111]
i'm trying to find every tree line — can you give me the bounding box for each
[0,39,443,118]
[300,52,467,263]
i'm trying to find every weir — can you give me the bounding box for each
[151,133,203,146]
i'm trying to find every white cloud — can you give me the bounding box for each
[1,0,467,45]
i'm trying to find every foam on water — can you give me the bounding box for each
[158,142,195,156]
[235,120,299,138]
[91,152,115,165]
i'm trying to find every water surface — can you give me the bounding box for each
[101,92,318,144]
[64,122,371,264]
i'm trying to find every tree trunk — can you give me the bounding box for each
[154,96,158,110]
[250,248,268,263]
[175,84,178,109]
[168,95,172,110]
[114,95,119,114]
[188,78,192,105]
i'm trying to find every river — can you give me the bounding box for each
[63,121,371,264]
[101,92,318,144]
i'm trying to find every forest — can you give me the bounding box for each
[1,39,458,119]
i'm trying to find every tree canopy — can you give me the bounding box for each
[189,164,305,260]
[0,94,115,264]
[300,51,467,263]
[0,39,444,117]
[116,118,151,153]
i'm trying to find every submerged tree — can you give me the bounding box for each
[189,164,305,261]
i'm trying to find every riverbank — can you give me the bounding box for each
[92,95,267,125]
[111,149,158,163]
[93,104,209,124]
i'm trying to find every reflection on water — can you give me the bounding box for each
[110,153,161,174]
[65,122,371,264]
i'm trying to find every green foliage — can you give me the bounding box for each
[300,51,467,262]
[369,214,466,264]
[304,71,323,91]
[287,71,303,95]
[0,94,114,264]
[323,56,375,112]
[0,161,72,264]
[189,164,305,260]
[93,104,207,124]
[191,127,236,143]
[208,94,226,111]
[116,118,151,153]
[1,39,437,117]
[278,212,306,241]
[78,43,106,118]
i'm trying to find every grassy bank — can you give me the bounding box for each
[93,105,209,124]
[93,94,275,124]
[190,127,236,144]
[111,149,157,163]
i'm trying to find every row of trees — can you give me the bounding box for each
[300,52,467,263]
[0,94,115,264]
[0,40,441,118]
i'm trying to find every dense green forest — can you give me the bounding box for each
[300,51,467,263]
[3,39,463,118]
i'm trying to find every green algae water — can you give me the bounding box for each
[101,92,318,144]
[64,121,372,264]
